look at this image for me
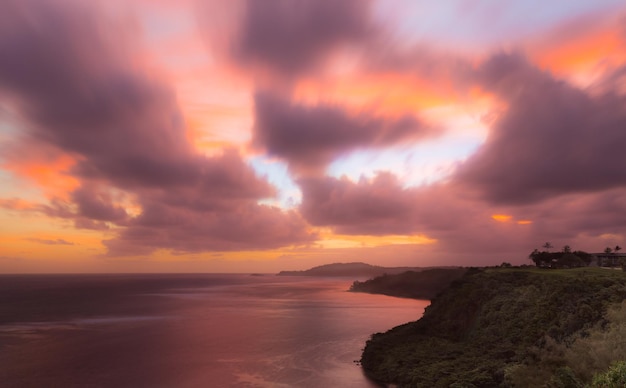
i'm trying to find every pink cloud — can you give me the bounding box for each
[252,90,432,174]
[105,202,313,255]
[3,0,626,269]
[0,0,315,255]
[200,0,376,78]
[25,238,75,246]
[456,52,626,204]
[297,167,626,263]
[72,185,128,223]
[299,173,419,234]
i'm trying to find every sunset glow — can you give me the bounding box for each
[1,0,626,273]
[491,215,513,222]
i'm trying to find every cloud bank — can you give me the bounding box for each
[2,0,626,269]
[0,0,315,256]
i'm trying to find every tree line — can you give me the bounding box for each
[529,242,623,268]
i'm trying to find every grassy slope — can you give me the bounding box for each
[360,267,626,387]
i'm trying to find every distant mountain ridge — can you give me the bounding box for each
[277,262,432,277]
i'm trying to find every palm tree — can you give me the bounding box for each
[562,245,571,253]
[542,242,553,252]
[616,246,623,269]
[604,246,618,267]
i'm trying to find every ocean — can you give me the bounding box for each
[0,274,427,387]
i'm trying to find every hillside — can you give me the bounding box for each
[277,262,425,277]
[361,267,626,387]
[349,268,467,300]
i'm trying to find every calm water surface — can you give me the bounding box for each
[0,274,428,387]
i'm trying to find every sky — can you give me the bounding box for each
[1,0,626,273]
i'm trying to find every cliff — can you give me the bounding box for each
[349,268,467,300]
[361,267,626,387]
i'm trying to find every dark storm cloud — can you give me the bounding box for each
[230,0,374,76]
[456,52,626,204]
[252,90,432,172]
[0,0,315,254]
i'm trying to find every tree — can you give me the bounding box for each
[556,253,584,268]
[573,251,593,266]
[591,361,626,387]
[605,247,614,254]
[543,242,553,251]
[529,249,554,267]
[562,245,571,253]
[529,249,540,266]
[616,245,622,254]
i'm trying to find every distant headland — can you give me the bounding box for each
[276,262,439,277]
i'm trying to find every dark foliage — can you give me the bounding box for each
[361,268,626,387]
[349,268,467,300]
[529,249,592,268]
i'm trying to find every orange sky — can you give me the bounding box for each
[1,0,626,273]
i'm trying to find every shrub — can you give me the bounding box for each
[361,268,626,387]
[590,361,626,387]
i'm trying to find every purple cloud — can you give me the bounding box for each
[105,202,314,255]
[228,0,375,77]
[72,185,128,223]
[0,0,315,255]
[456,52,626,204]
[298,173,419,234]
[252,90,432,173]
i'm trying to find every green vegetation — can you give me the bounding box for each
[349,268,467,299]
[528,243,592,268]
[360,267,626,387]
[590,361,626,387]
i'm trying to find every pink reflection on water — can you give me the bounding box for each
[163,277,428,387]
[1,275,428,387]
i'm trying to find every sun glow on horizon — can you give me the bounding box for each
[316,229,437,249]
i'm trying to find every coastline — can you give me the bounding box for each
[360,267,626,386]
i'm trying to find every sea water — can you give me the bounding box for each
[0,274,427,387]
